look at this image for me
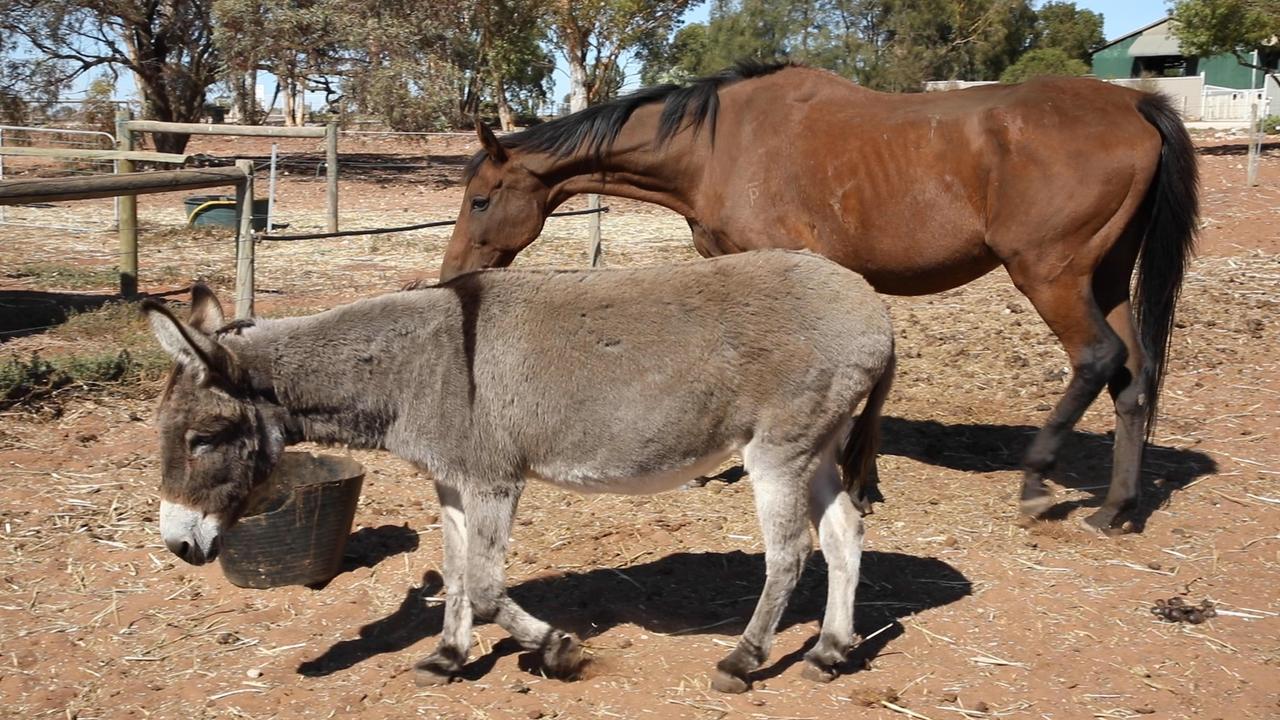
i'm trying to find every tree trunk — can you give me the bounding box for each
[495,76,516,131]
[240,70,258,124]
[283,75,298,127]
[568,51,589,113]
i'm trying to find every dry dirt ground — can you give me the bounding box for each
[1,132,1278,720]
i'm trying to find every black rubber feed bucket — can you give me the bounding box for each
[219,452,364,589]
[184,194,269,231]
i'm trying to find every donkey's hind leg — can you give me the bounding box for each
[802,449,864,682]
[464,480,583,679]
[414,480,474,686]
[711,442,814,694]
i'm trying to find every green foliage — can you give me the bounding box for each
[1032,1,1105,62]
[0,0,220,153]
[999,47,1090,83]
[1171,0,1280,92]
[642,0,1041,91]
[550,0,694,110]
[81,76,117,136]
[1261,114,1280,134]
[1169,0,1280,60]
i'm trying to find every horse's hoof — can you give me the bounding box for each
[542,633,584,679]
[710,669,750,694]
[801,662,838,684]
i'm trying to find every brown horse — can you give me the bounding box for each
[440,62,1199,533]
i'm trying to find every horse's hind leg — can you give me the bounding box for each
[415,480,473,685]
[1088,245,1150,532]
[1009,269,1127,519]
[462,480,583,679]
[712,441,814,693]
[802,448,864,682]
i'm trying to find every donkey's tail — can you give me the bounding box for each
[839,347,896,513]
[1134,92,1199,437]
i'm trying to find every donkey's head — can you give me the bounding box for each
[440,123,551,281]
[142,286,288,565]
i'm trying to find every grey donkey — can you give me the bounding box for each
[143,249,896,692]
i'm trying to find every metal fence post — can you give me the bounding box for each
[234,159,256,318]
[115,109,138,297]
[325,123,338,232]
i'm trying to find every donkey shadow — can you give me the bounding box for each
[298,549,970,682]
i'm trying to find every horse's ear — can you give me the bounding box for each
[188,283,226,333]
[475,120,507,165]
[142,299,238,386]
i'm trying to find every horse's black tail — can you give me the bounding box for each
[840,347,895,513]
[1134,92,1199,438]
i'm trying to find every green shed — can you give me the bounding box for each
[1090,17,1275,90]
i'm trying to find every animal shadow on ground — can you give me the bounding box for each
[1196,141,1277,157]
[877,416,1217,530]
[0,290,118,341]
[302,524,422,590]
[0,288,192,341]
[298,549,970,683]
[704,416,1217,531]
[341,524,421,572]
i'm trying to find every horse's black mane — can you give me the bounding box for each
[464,61,793,180]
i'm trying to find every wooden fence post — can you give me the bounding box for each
[326,123,339,232]
[115,109,138,297]
[234,159,256,319]
[588,194,602,267]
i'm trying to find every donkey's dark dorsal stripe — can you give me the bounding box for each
[444,64,1200,534]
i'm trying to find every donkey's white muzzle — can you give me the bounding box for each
[160,500,223,565]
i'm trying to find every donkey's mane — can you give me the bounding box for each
[464,61,793,180]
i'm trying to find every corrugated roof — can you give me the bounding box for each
[1128,21,1183,57]
[1091,16,1172,54]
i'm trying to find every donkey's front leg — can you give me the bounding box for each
[414,480,473,686]
[465,480,583,679]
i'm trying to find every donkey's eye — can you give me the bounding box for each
[470,196,490,211]
[188,435,216,455]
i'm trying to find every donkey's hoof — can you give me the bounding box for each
[413,664,456,687]
[542,633,584,679]
[1082,508,1134,536]
[413,651,462,687]
[1018,494,1055,519]
[710,669,750,694]
[801,661,838,684]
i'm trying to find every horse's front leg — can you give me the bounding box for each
[465,479,583,679]
[414,480,473,685]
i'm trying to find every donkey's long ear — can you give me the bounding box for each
[475,120,507,165]
[141,300,236,385]
[188,283,226,333]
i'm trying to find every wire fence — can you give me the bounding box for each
[0,125,120,233]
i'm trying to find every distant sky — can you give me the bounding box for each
[552,0,1173,100]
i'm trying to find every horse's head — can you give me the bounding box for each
[440,124,551,281]
[142,286,288,565]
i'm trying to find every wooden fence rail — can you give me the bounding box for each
[0,165,255,315]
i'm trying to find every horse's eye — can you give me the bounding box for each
[471,196,490,211]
